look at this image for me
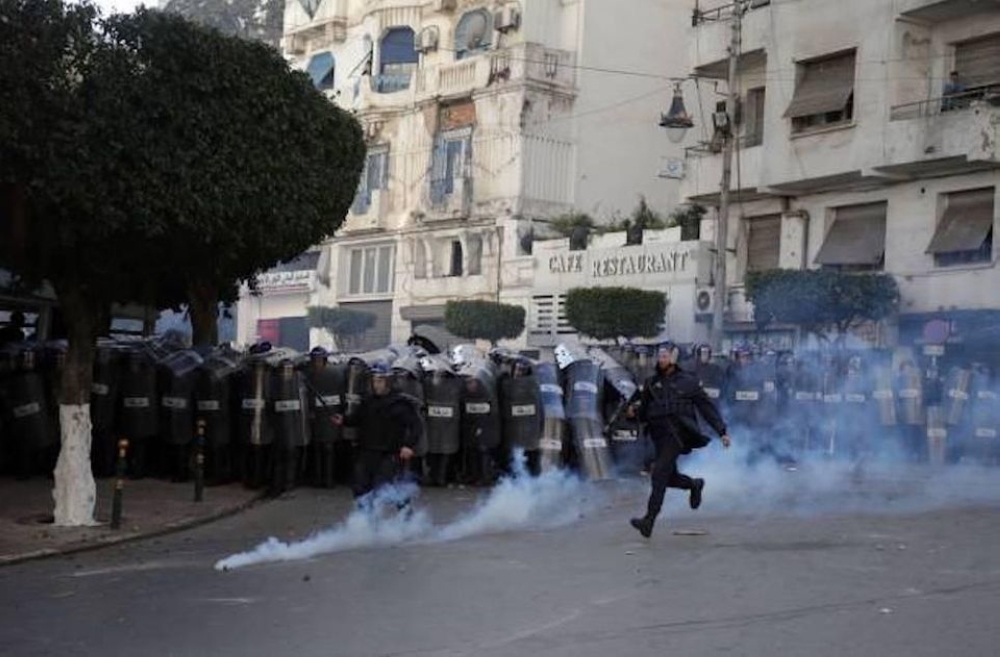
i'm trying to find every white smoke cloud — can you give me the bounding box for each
[214,482,431,571]
[215,452,602,571]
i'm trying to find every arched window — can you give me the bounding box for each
[449,240,464,277]
[455,9,491,60]
[378,27,417,93]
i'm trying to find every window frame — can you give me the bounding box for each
[344,244,396,297]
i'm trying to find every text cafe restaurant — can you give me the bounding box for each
[526,232,715,348]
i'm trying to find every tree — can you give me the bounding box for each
[307,306,376,352]
[0,2,363,525]
[444,300,525,346]
[162,0,284,48]
[565,287,667,342]
[744,269,900,343]
[0,0,166,525]
[667,203,706,241]
[106,10,365,345]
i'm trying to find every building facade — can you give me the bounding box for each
[682,0,1000,359]
[237,0,699,351]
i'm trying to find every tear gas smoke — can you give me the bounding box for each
[214,451,601,571]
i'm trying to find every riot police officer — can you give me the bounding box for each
[629,342,731,539]
[334,362,422,499]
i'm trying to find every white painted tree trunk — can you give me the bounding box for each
[52,404,97,526]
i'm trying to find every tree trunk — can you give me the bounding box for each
[189,282,219,347]
[52,286,99,527]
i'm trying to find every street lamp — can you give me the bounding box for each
[659,82,694,144]
[658,1,744,352]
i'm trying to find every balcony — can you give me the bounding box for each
[423,177,472,222]
[344,189,387,233]
[283,0,348,54]
[899,0,1000,22]
[878,96,1000,179]
[411,43,577,101]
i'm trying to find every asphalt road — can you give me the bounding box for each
[2,460,999,657]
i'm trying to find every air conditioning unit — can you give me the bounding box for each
[494,4,522,33]
[694,287,715,314]
[416,26,440,53]
[435,0,457,12]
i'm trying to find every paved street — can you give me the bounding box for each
[1,456,999,657]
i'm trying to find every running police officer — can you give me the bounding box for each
[629,341,731,538]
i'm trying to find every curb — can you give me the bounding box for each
[0,492,269,568]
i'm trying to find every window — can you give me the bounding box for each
[448,240,463,276]
[466,233,483,275]
[745,215,781,272]
[430,129,471,205]
[927,188,994,267]
[305,52,335,91]
[455,10,491,60]
[784,50,856,133]
[346,245,395,295]
[742,87,766,147]
[954,34,1000,95]
[814,202,887,271]
[352,147,389,215]
[377,28,417,93]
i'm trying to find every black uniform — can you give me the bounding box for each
[637,365,727,527]
[346,390,423,499]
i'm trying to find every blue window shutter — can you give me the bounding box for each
[352,157,370,214]
[306,52,335,90]
[430,138,448,205]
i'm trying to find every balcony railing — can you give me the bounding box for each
[373,72,413,94]
[890,86,1000,120]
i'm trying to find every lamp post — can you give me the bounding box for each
[660,1,744,352]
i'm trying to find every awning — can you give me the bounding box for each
[784,52,856,119]
[814,202,886,266]
[926,188,995,254]
[306,52,335,89]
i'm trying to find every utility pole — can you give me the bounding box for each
[710,1,743,352]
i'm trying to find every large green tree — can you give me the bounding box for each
[105,10,364,345]
[745,269,900,343]
[0,1,363,524]
[565,287,667,342]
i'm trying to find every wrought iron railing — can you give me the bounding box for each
[890,86,1000,120]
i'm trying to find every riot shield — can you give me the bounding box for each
[305,360,345,445]
[500,371,542,451]
[91,344,121,440]
[896,369,924,426]
[342,358,370,445]
[534,362,566,472]
[392,364,427,457]
[564,359,613,480]
[118,349,159,440]
[727,364,762,429]
[872,365,897,427]
[272,360,309,449]
[694,361,726,403]
[970,369,998,450]
[158,349,202,447]
[238,359,274,447]
[459,358,501,451]
[943,366,972,427]
[195,351,240,448]
[424,368,462,455]
[8,349,53,455]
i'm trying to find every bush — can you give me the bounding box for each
[565,287,667,341]
[444,300,525,345]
